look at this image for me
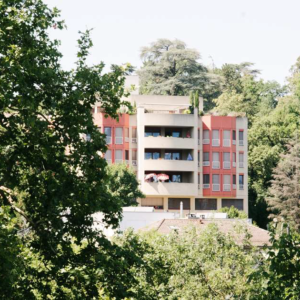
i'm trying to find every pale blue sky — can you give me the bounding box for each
[45,0,300,84]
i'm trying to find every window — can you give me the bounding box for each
[195,198,217,210]
[212,152,220,169]
[203,152,210,166]
[125,128,129,142]
[115,150,122,163]
[172,175,181,182]
[166,128,182,138]
[222,199,244,210]
[153,152,160,160]
[172,152,180,160]
[172,132,180,138]
[168,198,190,210]
[203,174,210,184]
[104,127,112,144]
[203,130,209,144]
[125,150,129,161]
[145,152,152,160]
[223,152,230,169]
[223,174,231,191]
[233,175,236,189]
[115,128,123,144]
[132,128,137,138]
[232,130,236,144]
[212,130,220,146]
[239,130,244,146]
[239,152,244,168]
[165,152,172,160]
[212,174,220,191]
[239,175,244,190]
[104,150,111,162]
[233,152,236,167]
[145,128,160,137]
[223,130,230,147]
[132,150,137,166]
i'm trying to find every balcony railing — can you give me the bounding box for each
[233,162,236,167]
[212,139,220,147]
[223,184,231,191]
[232,140,236,145]
[203,161,210,167]
[223,161,231,169]
[212,184,220,191]
[115,159,123,164]
[239,162,244,168]
[132,138,137,144]
[203,184,210,189]
[239,140,244,146]
[223,139,230,147]
[233,184,236,190]
[212,161,220,169]
[105,136,112,144]
[115,137,123,145]
[239,184,244,190]
[132,160,137,166]
[203,139,210,145]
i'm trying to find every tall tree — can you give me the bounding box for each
[0,0,142,298]
[267,139,300,230]
[137,39,221,107]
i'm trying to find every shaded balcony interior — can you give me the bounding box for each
[145,171,194,183]
[144,149,194,161]
[144,126,194,138]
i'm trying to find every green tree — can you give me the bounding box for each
[106,163,145,207]
[137,39,221,105]
[219,206,247,219]
[0,0,141,298]
[267,140,300,230]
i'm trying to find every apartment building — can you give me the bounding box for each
[92,83,248,215]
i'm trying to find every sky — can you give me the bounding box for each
[44,0,300,85]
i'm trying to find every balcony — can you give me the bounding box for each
[144,113,195,127]
[223,161,231,169]
[203,161,210,167]
[212,139,220,147]
[144,136,194,149]
[223,184,231,191]
[142,182,196,196]
[223,139,230,147]
[144,159,195,172]
[212,161,220,169]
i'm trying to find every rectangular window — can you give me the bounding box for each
[212,152,220,169]
[195,198,217,210]
[233,175,236,189]
[222,199,244,210]
[115,128,123,144]
[125,150,129,161]
[115,150,122,162]
[125,128,129,142]
[132,128,137,138]
[132,150,137,166]
[203,152,210,166]
[212,174,220,191]
[233,152,236,165]
[212,130,220,146]
[104,150,111,162]
[203,174,210,184]
[168,198,190,210]
[104,127,112,144]
[232,130,236,142]
[239,152,244,168]
[239,175,244,190]
[223,174,231,191]
[223,130,230,147]
[223,152,230,169]
[239,130,244,146]
[203,130,210,144]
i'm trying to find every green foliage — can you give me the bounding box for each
[137,39,222,103]
[115,224,260,299]
[106,163,145,207]
[218,206,248,219]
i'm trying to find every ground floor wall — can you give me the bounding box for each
[138,196,248,215]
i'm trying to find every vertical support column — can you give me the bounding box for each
[193,108,199,196]
[190,197,195,212]
[137,107,145,190]
[217,198,222,210]
[163,197,168,211]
